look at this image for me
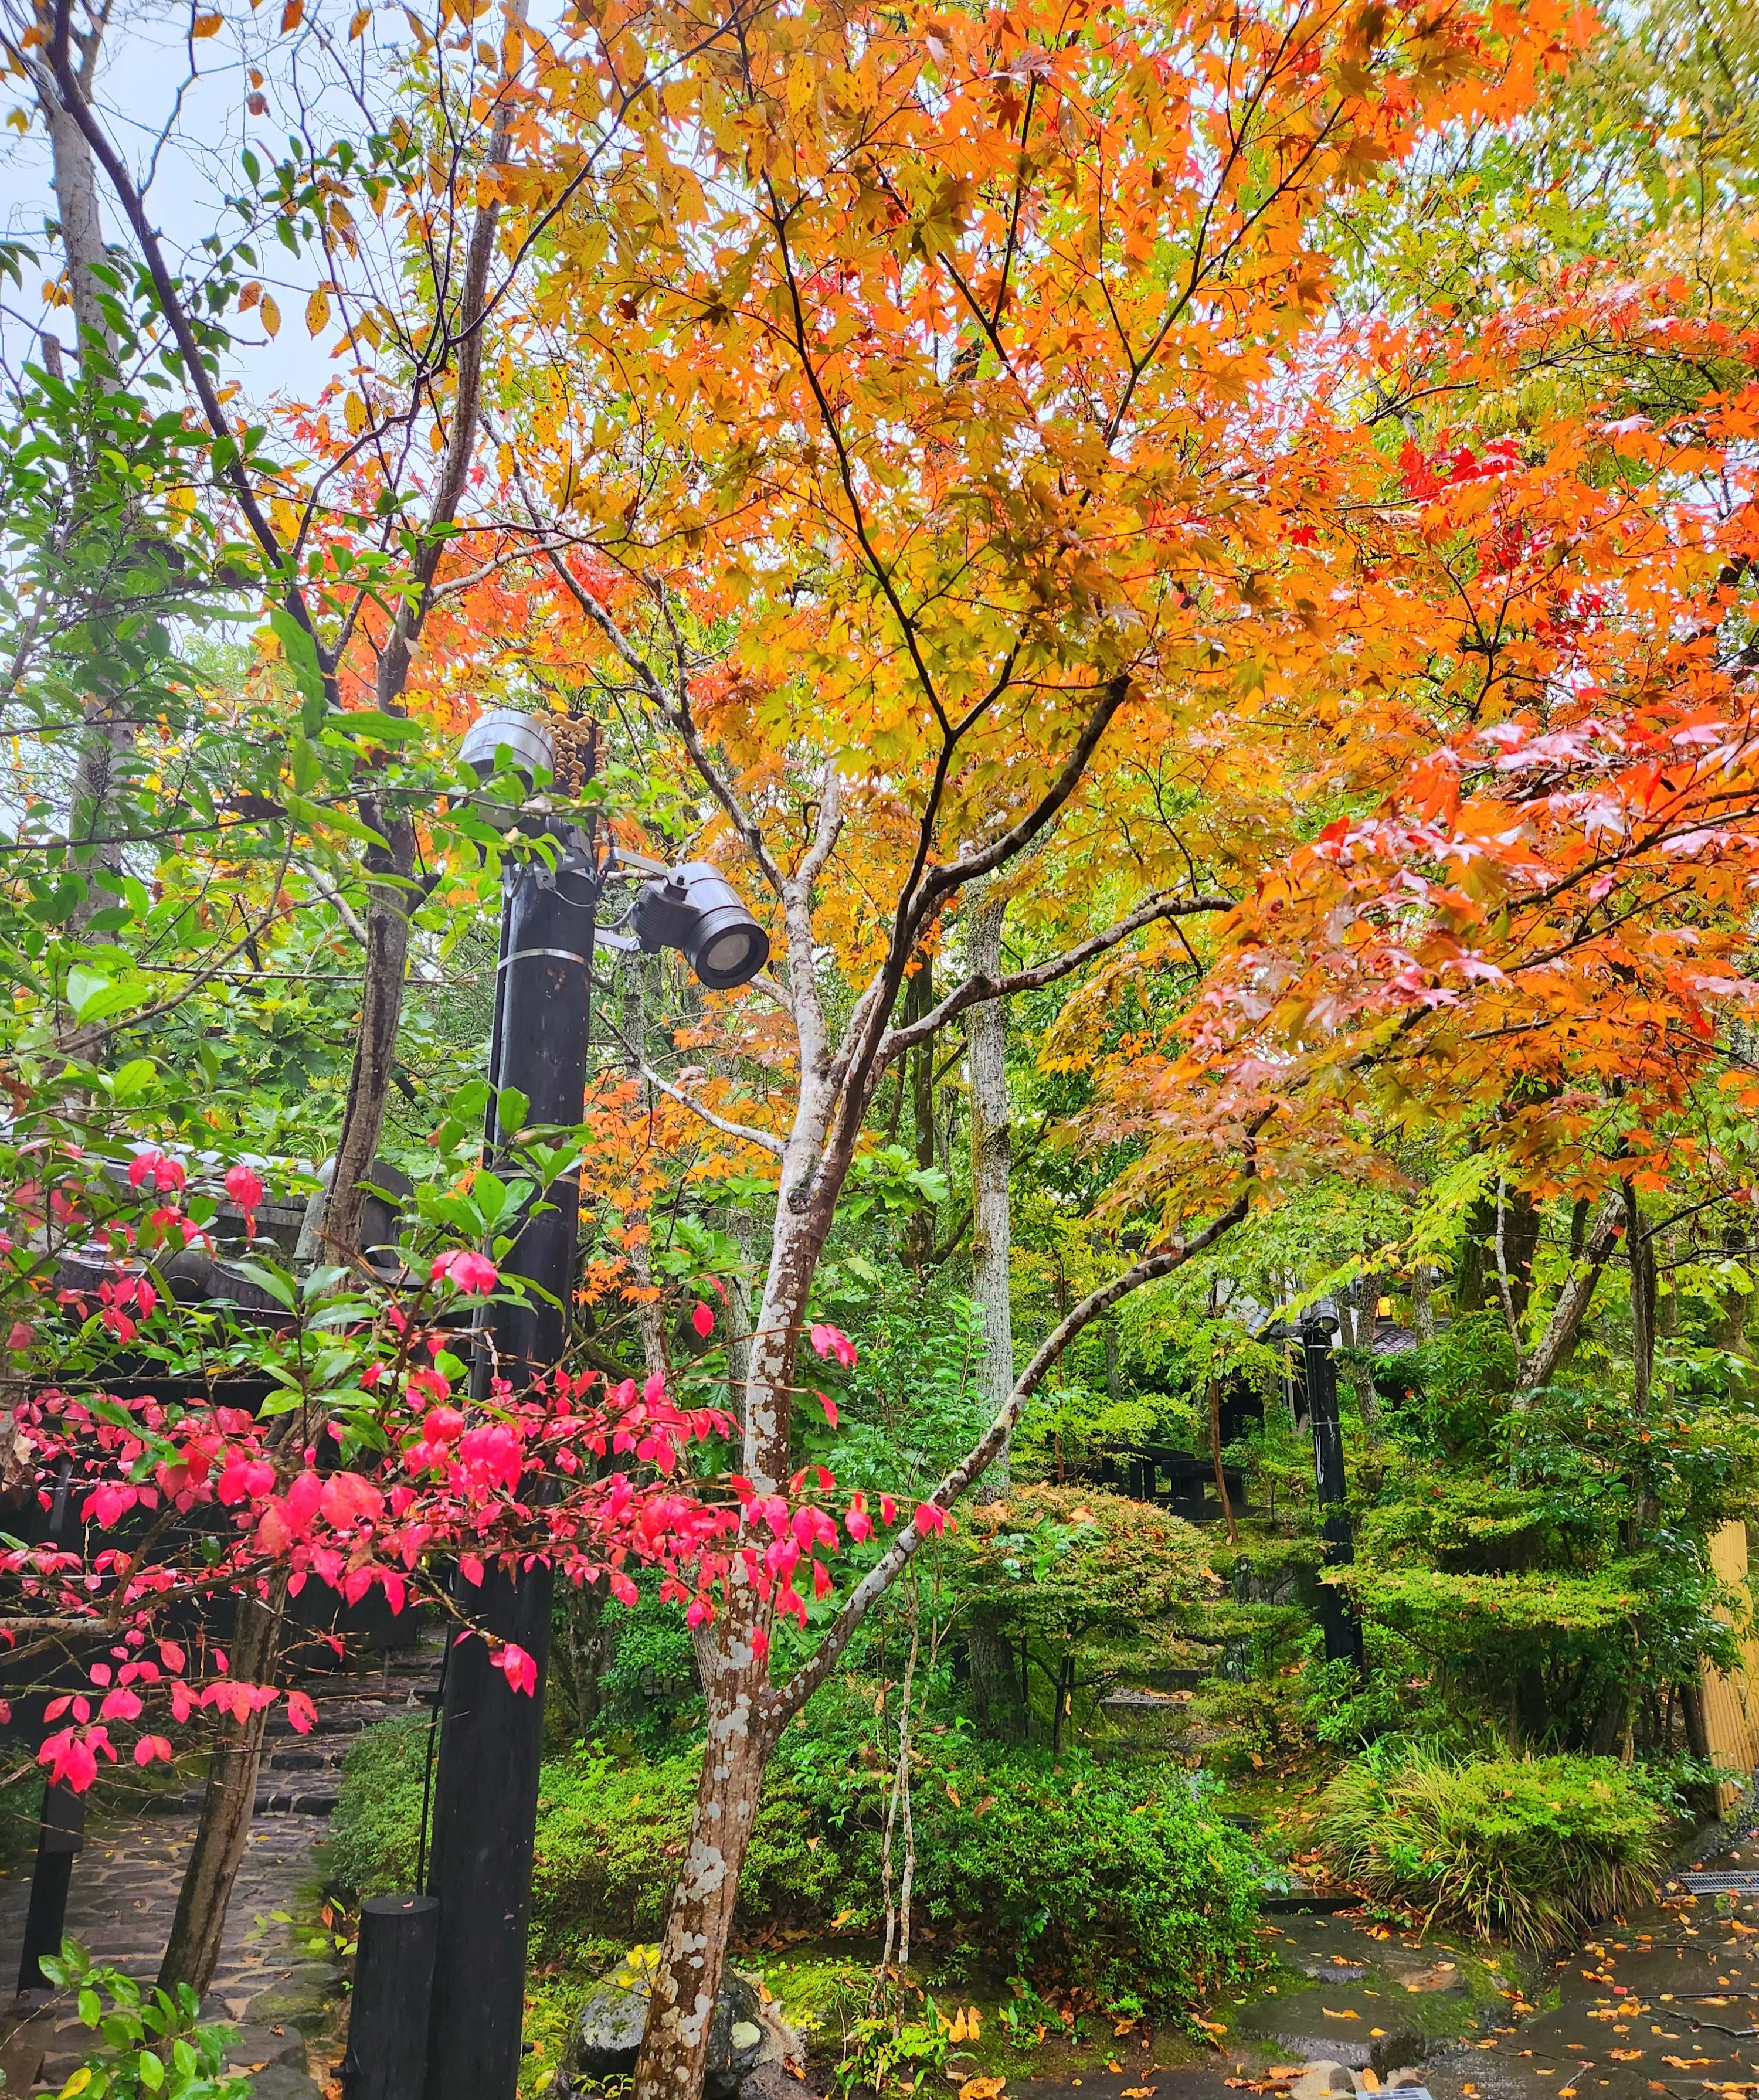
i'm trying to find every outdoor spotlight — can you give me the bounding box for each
[629,862,770,990]
[457,708,554,825]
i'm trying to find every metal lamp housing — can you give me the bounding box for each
[630,862,770,989]
[458,709,555,827]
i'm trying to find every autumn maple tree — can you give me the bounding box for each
[11,0,1759,2085]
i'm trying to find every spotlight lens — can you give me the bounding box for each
[701,927,758,980]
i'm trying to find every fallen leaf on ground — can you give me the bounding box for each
[1121,2088,1159,2098]
[959,2079,1005,2100]
[1609,2050,1645,2061]
[1323,2008,1361,2019]
[1663,2057,1713,2069]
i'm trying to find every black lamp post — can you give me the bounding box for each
[340,711,768,2100]
[1299,1313,1366,1672]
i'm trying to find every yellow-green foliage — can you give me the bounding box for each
[1317,1745,1667,1946]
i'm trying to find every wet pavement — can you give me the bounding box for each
[1147,1840,1759,2100]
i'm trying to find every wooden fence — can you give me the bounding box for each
[1701,1521,1759,1813]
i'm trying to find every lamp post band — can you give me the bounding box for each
[494,946,591,972]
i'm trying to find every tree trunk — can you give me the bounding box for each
[1625,1180,1660,1542]
[1208,1375,1237,1545]
[33,23,135,939]
[321,76,514,1256]
[1717,1228,1751,1355]
[318,807,419,1255]
[555,1579,616,1740]
[1348,1271,1381,1430]
[969,1622,1027,1739]
[1411,1261,1434,1341]
[158,1578,287,1997]
[901,958,937,1271]
[966,896,1013,1494]
[632,1622,772,2100]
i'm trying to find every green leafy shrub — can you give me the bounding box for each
[1316,1742,1668,1945]
[39,1939,251,2097]
[531,1753,705,1951]
[331,1702,1263,2010]
[325,1710,428,1895]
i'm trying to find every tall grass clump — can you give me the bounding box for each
[1317,1742,1667,1946]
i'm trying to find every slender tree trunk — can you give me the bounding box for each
[158,1577,287,1996]
[32,24,135,939]
[1411,1262,1434,1342]
[322,74,515,1255]
[1626,1181,1660,1544]
[1349,1270,1381,1429]
[901,957,937,1271]
[1717,1228,1751,1356]
[967,898,1013,1490]
[556,1579,616,1739]
[1208,1375,1237,1545]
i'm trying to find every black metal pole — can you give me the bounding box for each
[1300,1313,1366,1671]
[343,1896,440,2100]
[422,820,597,2100]
[16,1776,84,1992]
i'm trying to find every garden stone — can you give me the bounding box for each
[237,2065,323,2099]
[551,1949,772,2100]
[1291,2061,1351,2100]
[245,1984,331,2035]
[223,2021,311,2071]
[742,2061,820,2100]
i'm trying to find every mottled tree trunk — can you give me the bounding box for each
[1411,1262,1434,1341]
[965,896,1026,1735]
[158,1579,287,1997]
[634,1616,772,2100]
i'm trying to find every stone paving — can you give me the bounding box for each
[0,1807,337,2096]
[0,1656,437,2099]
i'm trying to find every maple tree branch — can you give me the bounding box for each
[907,674,1132,935]
[770,1180,1254,1722]
[1516,1189,1624,1393]
[483,409,786,898]
[597,1015,786,1159]
[878,889,1234,1061]
[298,865,368,945]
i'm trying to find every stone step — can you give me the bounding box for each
[253,1790,339,1817]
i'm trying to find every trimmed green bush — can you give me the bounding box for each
[325,1710,428,1897]
[330,1704,1263,2011]
[1316,1742,1668,1945]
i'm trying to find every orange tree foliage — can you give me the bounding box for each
[401,0,1759,2093]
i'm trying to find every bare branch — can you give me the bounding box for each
[1519,1190,1624,1392]
[770,1180,1253,1723]
[597,1015,786,1158]
[298,865,369,946]
[880,889,1233,1062]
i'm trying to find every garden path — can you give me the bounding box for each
[0,1657,436,2100]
